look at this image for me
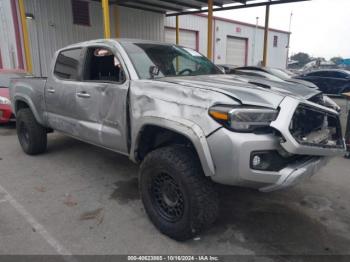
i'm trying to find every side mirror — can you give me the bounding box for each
[149,66,160,79]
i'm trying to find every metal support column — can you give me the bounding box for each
[102,0,111,38]
[262,4,270,67]
[18,0,32,73]
[207,0,213,60]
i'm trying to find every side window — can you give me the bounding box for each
[307,72,324,77]
[54,48,82,80]
[83,47,126,83]
[331,72,347,78]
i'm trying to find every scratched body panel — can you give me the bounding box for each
[75,81,129,153]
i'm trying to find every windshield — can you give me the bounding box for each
[121,42,222,79]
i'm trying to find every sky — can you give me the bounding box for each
[214,0,350,60]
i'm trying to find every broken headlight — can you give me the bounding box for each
[209,106,278,132]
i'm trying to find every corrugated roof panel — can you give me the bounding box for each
[106,0,310,16]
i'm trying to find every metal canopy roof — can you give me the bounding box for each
[105,0,310,16]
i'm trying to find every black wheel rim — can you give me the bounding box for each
[19,122,30,147]
[150,173,185,222]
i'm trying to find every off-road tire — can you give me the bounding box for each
[16,108,47,155]
[139,145,219,241]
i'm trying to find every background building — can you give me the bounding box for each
[0,0,164,76]
[165,14,290,68]
[0,0,290,76]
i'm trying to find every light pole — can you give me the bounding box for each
[286,12,293,68]
[251,16,259,65]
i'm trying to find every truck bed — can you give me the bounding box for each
[9,76,48,123]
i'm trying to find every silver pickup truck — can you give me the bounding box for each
[10,39,345,241]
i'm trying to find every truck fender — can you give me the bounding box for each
[13,94,45,125]
[131,116,216,177]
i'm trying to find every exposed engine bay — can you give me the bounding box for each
[289,104,343,148]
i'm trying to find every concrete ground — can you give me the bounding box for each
[0,98,349,258]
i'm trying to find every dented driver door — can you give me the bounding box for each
[75,81,129,154]
[74,46,129,154]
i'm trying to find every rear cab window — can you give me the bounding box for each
[54,48,82,80]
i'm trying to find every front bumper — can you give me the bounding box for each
[206,97,345,191]
[207,128,332,191]
[259,157,328,192]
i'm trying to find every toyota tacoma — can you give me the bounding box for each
[10,39,345,241]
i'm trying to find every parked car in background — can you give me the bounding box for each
[234,66,319,89]
[296,69,350,95]
[0,69,30,124]
[229,69,341,112]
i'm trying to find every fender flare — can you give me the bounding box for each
[13,94,45,125]
[130,116,216,177]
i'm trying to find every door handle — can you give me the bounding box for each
[47,88,55,94]
[76,91,91,98]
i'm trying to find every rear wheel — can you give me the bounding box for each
[139,145,219,241]
[16,108,47,155]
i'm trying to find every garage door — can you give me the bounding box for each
[226,36,247,66]
[165,28,197,50]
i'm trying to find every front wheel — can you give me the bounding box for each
[139,145,219,241]
[16,108,47,155]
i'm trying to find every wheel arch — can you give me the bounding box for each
[131,117,216,177]
[13,95,45,125]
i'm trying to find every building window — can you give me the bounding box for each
[71,0,90,26]
[273,35,278,47]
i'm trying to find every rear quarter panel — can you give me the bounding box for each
[10,77,47,125]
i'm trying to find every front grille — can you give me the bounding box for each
[289,104,344,149]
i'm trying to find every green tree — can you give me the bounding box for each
[330,56,343,65]
[290,52,312,67]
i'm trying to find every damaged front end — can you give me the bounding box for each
[289,104,343,149]
[271,97,345,157]
[207,95,345,192]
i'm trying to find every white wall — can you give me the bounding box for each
[0,0,19,69]
[24,0,165,76]
[165,15,290,68]
[165,15,208,57]
[266,30,289,68]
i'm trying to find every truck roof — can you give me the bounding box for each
[61,38,174,50]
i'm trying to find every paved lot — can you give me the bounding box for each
[0,98,349,257]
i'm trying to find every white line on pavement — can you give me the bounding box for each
[0,184,73,257]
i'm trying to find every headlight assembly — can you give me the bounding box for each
[209,105,278,132]
[0,96,11,105]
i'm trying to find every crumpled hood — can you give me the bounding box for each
[287,78,319,89]
[156,74,320,109]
